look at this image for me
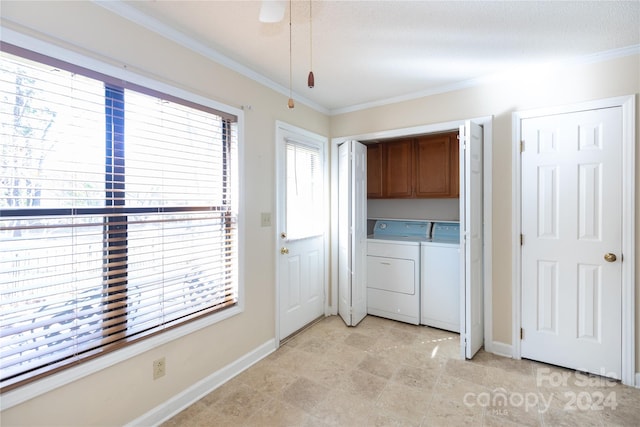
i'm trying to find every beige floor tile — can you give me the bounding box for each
[367,411,420,427]
[381,326,420,345]
[342,368,389,400]
[264,343,295,363]
[387,319,424,334]
[541,406,605,427]
[281,377,330,413]
[323,340,368,369]
[296,335,337,356]
[535,368,636,418]
[390,341,451,368]
[358,354,400,379]
[344,331,379,350]
[484,393,543,427]
[270,346,326,377]
[239,362,299,395]
[444,358,488,386]
[422,336,462,362]
[471,350,534,376]
[193,409,253,427]
[369,335,412,358]
[356,315,394,336]
[282,331,309,349]
[423,392,483,427]
[303,414,335,427]
[599,385,640,426]
[376,381,432,423]
[208,383,271,422]
[435,375,489,402]
[483,365,537,393]
[306,317,353,338]
[301,357,350,388]
[392,363,441,390]
[311,387,377,426]
[483,413,533,427]
[601,407,640,426]
[242,399,309,427]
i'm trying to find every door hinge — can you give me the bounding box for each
[520,140,525,152]
[520,234,524,246]
[520,328,524,340]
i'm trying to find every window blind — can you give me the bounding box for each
[0,45,239,389]
[285,139,323,240]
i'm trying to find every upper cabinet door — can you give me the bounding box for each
[415,134,451,197]
[366,143,384,198]
[384,138,414,198]
[415,131,459,198]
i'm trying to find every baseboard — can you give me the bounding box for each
[125,338,277,427]
[489,341,513,358]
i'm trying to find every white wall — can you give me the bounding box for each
[368,198,459,221]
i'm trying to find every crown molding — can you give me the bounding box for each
[93,0,330,115]
[330,44,640,116]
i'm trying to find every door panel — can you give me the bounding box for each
[338,142,351,326]
[460,121,484,359]
[277,126,327,340]
[521,107,622,378]
[338,140,367,326]
[351,140,368,326]
[285,255,301,311]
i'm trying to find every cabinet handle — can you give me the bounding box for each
[379,262,391,265]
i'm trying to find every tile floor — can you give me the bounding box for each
[162,315,640,426]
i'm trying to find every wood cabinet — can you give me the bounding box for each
[366,143,384,198]
[366,131,459,199]
[415,132,459,198]
[384,138,414,198]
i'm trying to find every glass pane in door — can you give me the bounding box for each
[285,141,323,240]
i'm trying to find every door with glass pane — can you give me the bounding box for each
[276,124,327,339]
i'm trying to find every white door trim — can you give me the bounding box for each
[511,95,636,386]
[330,116,493,350]
[274,121,330,345]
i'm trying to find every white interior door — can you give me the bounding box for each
[338,140,367,326]
[459,121,484,359]
[520,107,622,378]
[277,127,327,339]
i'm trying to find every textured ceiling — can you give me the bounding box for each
[103,1,639,114]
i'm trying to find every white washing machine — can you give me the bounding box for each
[366,220,430,325]
[420,222,460,332]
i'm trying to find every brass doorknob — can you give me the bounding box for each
[280,247,289,255]
[604,253,617,263]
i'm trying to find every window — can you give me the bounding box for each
[285,140,323,240]
[0,44,239,389]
